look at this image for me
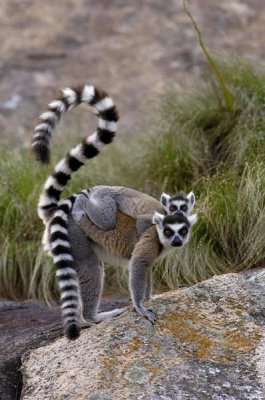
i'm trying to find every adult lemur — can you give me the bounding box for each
[32,84,197,340]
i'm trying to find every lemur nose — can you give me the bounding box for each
[172,236,182,247]
[175,210,185,216]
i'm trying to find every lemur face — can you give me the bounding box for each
[160,192,195,216]
[153,212,197,250]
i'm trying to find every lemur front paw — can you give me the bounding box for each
[135,305,156,324]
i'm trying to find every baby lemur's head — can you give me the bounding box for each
[160,192,195,216]
[153,212,197,250]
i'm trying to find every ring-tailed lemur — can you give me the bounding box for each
[32,84,197,340]
[160,192,195,217]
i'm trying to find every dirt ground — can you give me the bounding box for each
[0,0,265,147]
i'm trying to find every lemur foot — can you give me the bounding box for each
[81,320,95,330]
[135,305,156,324]
[93,308,125,323]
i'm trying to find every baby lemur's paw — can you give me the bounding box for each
[135,305,157,324]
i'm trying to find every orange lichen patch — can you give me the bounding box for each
[153,342,162,351]
[99,328,171,387]
[99,334,149,384]
[100,355,118,379]
[122,336,142,355]
[158,310,217,359]
[142,360,165,381]
[225,328,260,355]
[157,308,262,363]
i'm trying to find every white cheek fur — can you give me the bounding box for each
[155,226,172,248]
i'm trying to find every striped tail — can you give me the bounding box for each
[34,85,119,223]
[32,85,118,164]
[49,195,82,340]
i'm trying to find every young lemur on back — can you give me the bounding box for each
[32,84,197,340]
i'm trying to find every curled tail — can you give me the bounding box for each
[32,84,119,223]
[32,85,118,163]
[49,194,81,340]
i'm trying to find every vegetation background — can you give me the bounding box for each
[0,0,264,301]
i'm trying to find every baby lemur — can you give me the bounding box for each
[32,84,197,339]
[71,186,195,231]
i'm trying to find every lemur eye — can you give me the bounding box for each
[169,205,177,212]
[164,228,174,237]
[179,227,188,236]
[180,205,188,212]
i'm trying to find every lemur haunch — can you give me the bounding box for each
[32,84,197,340]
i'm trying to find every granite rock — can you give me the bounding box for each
[21,273,265,399]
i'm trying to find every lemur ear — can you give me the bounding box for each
[188,214,198,226]
[160,193,171,207]
[187,192,195,209]
[152,212,164,228]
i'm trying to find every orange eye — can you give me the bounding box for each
[179,228,188,236]
[164,228,174,237]
[181,205,188,212]
[169,205,177,212]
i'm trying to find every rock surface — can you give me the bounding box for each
[21,273,265,399]
[0,296,128,400]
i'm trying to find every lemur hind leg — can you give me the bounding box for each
[72,190,117,230]
[68,218,124,326]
